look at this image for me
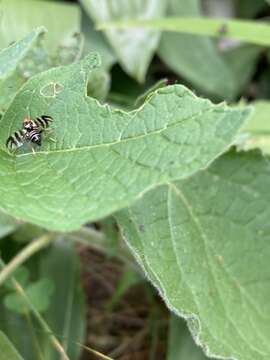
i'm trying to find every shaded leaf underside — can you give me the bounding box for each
[117,150,270,360]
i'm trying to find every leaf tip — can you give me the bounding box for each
[235,104,254,128]
[82,52,101,72]
[35,26,48,36]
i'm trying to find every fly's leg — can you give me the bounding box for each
[10,147,18,156]
[26,142,36,155]
[43,128,56,143]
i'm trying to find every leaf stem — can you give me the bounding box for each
[0,234,53,287]
[76,342,114,360]
[25,312,45,360]
[0,258,70,360]
[14,278,70,360]
[97,17,270,47]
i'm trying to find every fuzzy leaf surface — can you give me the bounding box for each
[117,151,270,360]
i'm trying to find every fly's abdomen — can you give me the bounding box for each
[27,129,42,146]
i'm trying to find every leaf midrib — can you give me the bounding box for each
[12,105,225,159]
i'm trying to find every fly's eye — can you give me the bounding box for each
[23,119,32,128]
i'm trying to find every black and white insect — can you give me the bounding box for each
[6,115,54,153]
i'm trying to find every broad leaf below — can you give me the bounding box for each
[117,150,270,360]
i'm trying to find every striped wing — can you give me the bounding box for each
[6,129,27,149]
[34,115,53,129]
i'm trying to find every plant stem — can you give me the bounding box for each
[0,257,70,360]
[13,278,70,360]
[0,234,53,287]
[77,342,114,360]
[25,312,45,360]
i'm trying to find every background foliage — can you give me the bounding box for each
[0,1,270,360]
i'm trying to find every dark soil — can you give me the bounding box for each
[79,247,169,360]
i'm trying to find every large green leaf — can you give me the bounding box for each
[0,0,80,51]
[40,239,85,360]
[80,0,167,82]
[116,150,270,360]
[0,331,24,360]
[0,53,250,231]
